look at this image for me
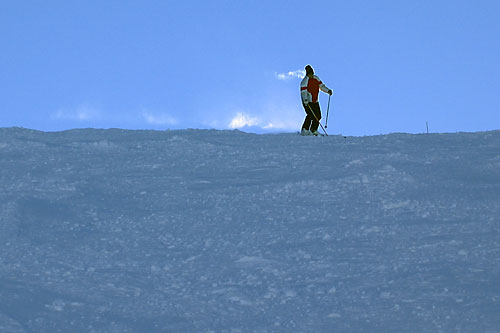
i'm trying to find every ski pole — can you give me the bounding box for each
[307,104,328,136]
[325,94,331,128]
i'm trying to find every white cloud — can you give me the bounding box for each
[229,112,260,129]
[51,105,101,121]
[275,69,306,80]
[227,108,302,132]
[263,122,289,129]
[142,112,177,126]
[260,117,302,130]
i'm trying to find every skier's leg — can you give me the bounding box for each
[302,116,313,130]
[309,103,322,132]
[302,104,313,130]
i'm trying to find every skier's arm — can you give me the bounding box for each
[300,77,310,104]
[320,84,332,94]
[317,75,333,95]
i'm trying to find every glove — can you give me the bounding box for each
[328,90,333,95]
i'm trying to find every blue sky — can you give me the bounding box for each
[1,0,500,135]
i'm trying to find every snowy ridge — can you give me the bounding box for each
[1,127,499,332]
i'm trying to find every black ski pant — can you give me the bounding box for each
[302,102,321,132]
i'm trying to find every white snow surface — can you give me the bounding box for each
[1,127,499,332]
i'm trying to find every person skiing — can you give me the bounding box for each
[300,65,332,136]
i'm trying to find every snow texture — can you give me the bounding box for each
[1,127,499,332]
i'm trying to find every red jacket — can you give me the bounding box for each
[300,75,330,104]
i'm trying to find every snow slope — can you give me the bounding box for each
[1,127,499,332]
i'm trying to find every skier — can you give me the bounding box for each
[300,65,332,136]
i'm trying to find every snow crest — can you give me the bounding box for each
[1,128,499,332]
